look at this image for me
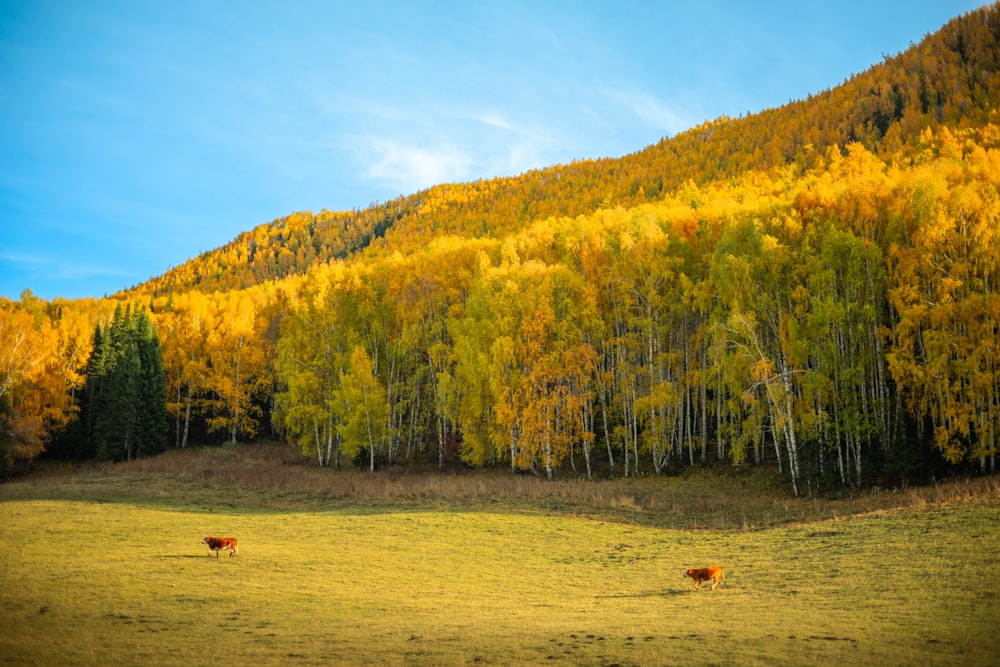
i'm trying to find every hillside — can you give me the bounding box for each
[133,4,1000,297]
[4,5,999,494]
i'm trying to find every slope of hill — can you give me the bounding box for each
[6,5,998,490]
[132,4,1000,297]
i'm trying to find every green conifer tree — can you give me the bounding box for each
[83,306,168,461]
[136,311,168,457]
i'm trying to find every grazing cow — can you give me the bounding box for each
[202,536,238,558]
[684,566,725,590]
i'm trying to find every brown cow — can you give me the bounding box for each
[684,566,725,590]
[202,536,238,558]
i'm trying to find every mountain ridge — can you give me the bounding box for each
[132,5,998,297]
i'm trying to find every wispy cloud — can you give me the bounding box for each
[364,140,473,194]
[605,89,692,137]
[467,111,560,177]
[472,113,515,132]
[0,251,47,267]
[0,250,136,299]
[53,262,135,281]
[352,101,561,194]
[0,250,132,280]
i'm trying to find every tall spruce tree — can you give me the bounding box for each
[135,311,168,457]
[83,305,167,461]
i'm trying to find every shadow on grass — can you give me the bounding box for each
[161,554,211,559]
[8,450,999,529]
[597,588,690,599]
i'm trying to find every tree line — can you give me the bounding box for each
[2,130,998,494]
[267,134,998,494]
[3,3,999,492]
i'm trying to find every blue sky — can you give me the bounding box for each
[0,1,985,300]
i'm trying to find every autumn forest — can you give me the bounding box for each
[2,6,999,496]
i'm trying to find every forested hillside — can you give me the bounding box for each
[2,5,999,496]
[137,4,999,296]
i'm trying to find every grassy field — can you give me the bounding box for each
[2,446,999,666]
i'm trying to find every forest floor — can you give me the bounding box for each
[2,444,999,665]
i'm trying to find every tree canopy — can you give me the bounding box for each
[5,5,1000,495]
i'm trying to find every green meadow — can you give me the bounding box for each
[2,447,999,666]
